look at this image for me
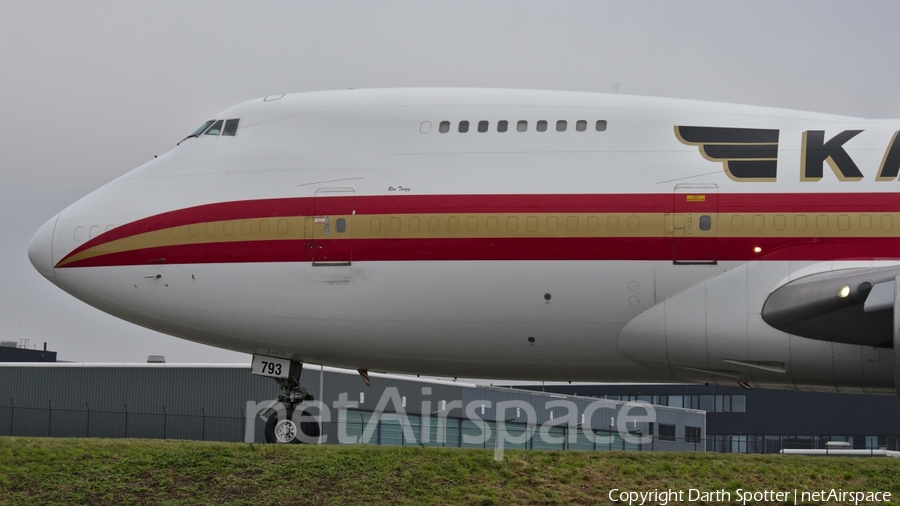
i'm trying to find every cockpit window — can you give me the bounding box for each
[189,120,215,137]
[222,118,240,136]
[205,120,224,136]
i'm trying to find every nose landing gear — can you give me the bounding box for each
[252,355,321,444]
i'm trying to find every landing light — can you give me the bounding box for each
[753,246,762,253]
[837,285,850,298]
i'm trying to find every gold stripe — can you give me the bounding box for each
[59,211,900,266]
[58,217,306,266]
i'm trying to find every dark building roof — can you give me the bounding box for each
[0,346,57,363]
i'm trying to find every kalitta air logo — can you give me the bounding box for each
[676,126,900,182]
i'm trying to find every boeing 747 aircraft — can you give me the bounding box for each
[27,88,900,441]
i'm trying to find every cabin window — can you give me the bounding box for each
[205,120,223,136]
[458,121,469,133]
[57,228,67,242]
[556,120,567,132]
[628,216,639,231]
[838,215,850,231]
[189,120,215,137]
[222,119,240,136]
[576,120,587,131]
[336,218,347,233]
[860,215,872,231]
[596,120,608,131]
[608,216,619,231]
[699,215,711,231]
[419,121,431,134]
[477,120,489,133]
[497,120,508,132]
[547,216,558,231]
[774,215,785,231]
[517,120,528,132]
[89,225,99,238]
[74,226,83,241]
[882,215,893,230]
[536,120,547,132]
[752,215,764,231]
[439,121,450,133]
[409,217,420,232]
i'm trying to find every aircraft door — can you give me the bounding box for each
[667,184,718,264]
[308,187,354,265]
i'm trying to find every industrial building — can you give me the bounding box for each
[514,383,900,453]
[0,363,705,451]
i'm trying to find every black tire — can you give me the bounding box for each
[264,407,320,444]
[299,409,321,441]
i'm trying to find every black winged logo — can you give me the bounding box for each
[676,126,780,181]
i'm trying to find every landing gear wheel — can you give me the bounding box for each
[264,407,321,444]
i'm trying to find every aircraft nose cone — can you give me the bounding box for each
[28,215,58,285]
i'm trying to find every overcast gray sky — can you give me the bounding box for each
[3,1,900,363]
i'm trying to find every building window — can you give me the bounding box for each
[685,426,701,443]
[576,120,587,131]
[477,120,489,133]
[458,121,469,133]
[659,424,676,441]
[497,120,508,132]
[439,121,450,133]
[596,120,608,131]
[732,395,746,413]
[517,120,528,132]
[536,120,548,132]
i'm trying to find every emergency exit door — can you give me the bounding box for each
[667,184,718,264]
[308,187,354,265]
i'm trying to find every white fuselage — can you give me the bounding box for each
[28,88,900,393]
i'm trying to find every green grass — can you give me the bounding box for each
[1,437,899,505]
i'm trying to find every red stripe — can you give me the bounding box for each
[61,193,900,264]
[57,236,900,268]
